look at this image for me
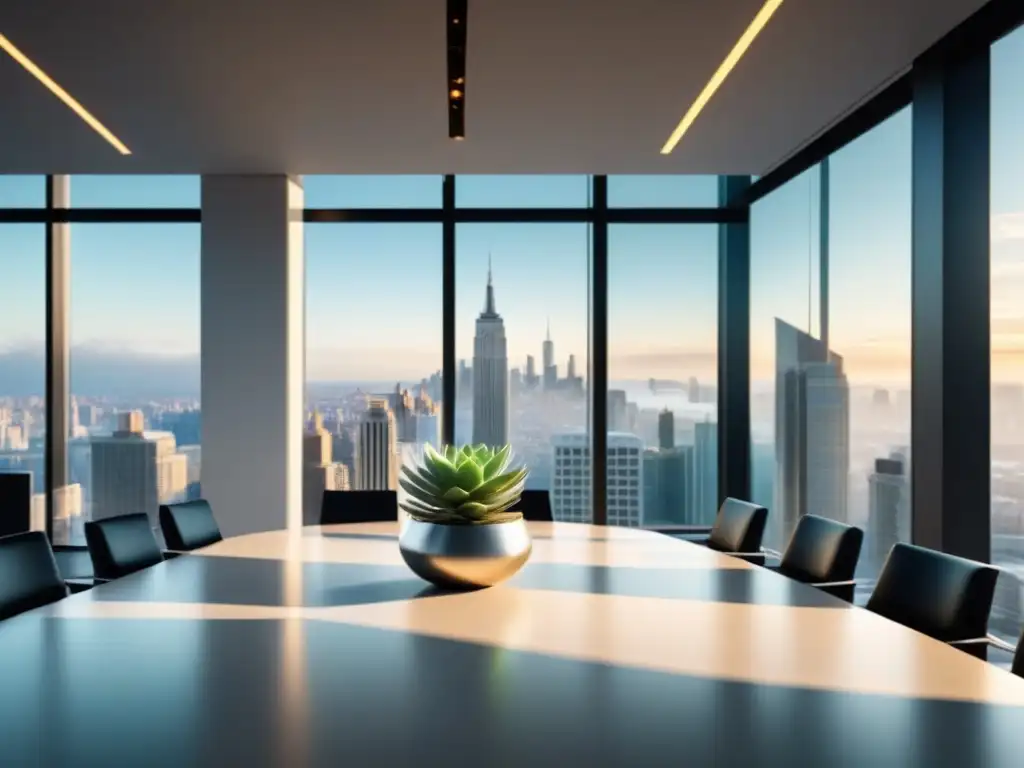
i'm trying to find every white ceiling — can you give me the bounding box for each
[0,0,990,175]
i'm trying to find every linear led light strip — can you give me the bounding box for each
[661,0,784,155]
[0,33,131,155]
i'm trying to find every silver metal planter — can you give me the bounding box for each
[399,518,532,589]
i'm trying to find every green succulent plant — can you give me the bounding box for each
[400,443,528,525]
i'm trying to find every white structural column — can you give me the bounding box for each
[201,176,304,536]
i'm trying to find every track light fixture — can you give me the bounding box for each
[447,0,468,140]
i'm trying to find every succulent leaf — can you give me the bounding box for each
[441,486,472,503]
[400,443,528,525]
[453,458,485,491]
[400,466,443,495]
[482,445,511,480]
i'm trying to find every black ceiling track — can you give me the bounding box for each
[447,0,468,139]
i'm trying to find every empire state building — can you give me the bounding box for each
[472,260,509,447]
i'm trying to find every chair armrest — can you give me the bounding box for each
[949,635,1019,654]
[987,634,1019,655]
[162,550,187,559]
[810,579,857,589]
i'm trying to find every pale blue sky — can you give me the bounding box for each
[1,23,1023,388]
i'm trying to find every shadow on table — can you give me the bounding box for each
[89,557,458,608]
[320,532,399,542]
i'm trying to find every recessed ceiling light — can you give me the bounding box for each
[660,0,784,155]
[447,0,468,141]
[0,33,131,155]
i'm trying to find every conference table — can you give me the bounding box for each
[3,522,1024,766]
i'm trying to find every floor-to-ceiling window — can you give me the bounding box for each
[608,223,718,528]
[0,176,46,533]
[750,109,912,599]
[455,219,592,521]
[990,24,1024,645]
[828,108,912,591]
[303,176,443,523]
[303,176,442,524]
[749,167,821,552]
[64,176,201,545]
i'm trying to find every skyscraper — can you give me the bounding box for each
[643,446,692,526]
[356,398,399,491]
[658,408,674,450]
[542,318,556,390]
[472,259,509,447]
[551,432,644,526]
[458,359,473,400]
[688,377,700,403]
[775,319,850,547]
[608,390,627,433]
[525,354,538,389]
[91,411,187,526]
[303,410,345,524]
[867,454,909,575]
[692,419,719,525]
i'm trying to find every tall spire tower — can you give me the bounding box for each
[483,252,497,316]
[542,316,556,390]
[472,259,509,446]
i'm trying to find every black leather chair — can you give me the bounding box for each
[512,490,553,522]
[85,513,164,581]
[866,543,999,654]
[695,498,768,564]
[770,514,864,602]
[0,531,68,620]
[320,490,398,525]
[160,500,222,552]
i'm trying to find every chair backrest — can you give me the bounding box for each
[160,499,223,551]
[0,531,68,621]
[780,514,864,583]
[866,543,998,641]
[708,498,768,554]
[513,490,553,522]
[320,490,398,525]
[85,513,164,580]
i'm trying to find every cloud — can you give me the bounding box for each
[993,212,1024,242]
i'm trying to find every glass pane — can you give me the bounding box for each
[456,223,591,521]
[305,224,442,522]
[456,176,590,208]
[67,224,201,545]
[749,166,821,552]
[608,176,719,208]
[828,108,912,599]
[609,225,718,528]
[0,176,45,208]
[303,176,443,208]
[991,24,1024,648]
[71,175,200,207]
[0,225,47,532]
